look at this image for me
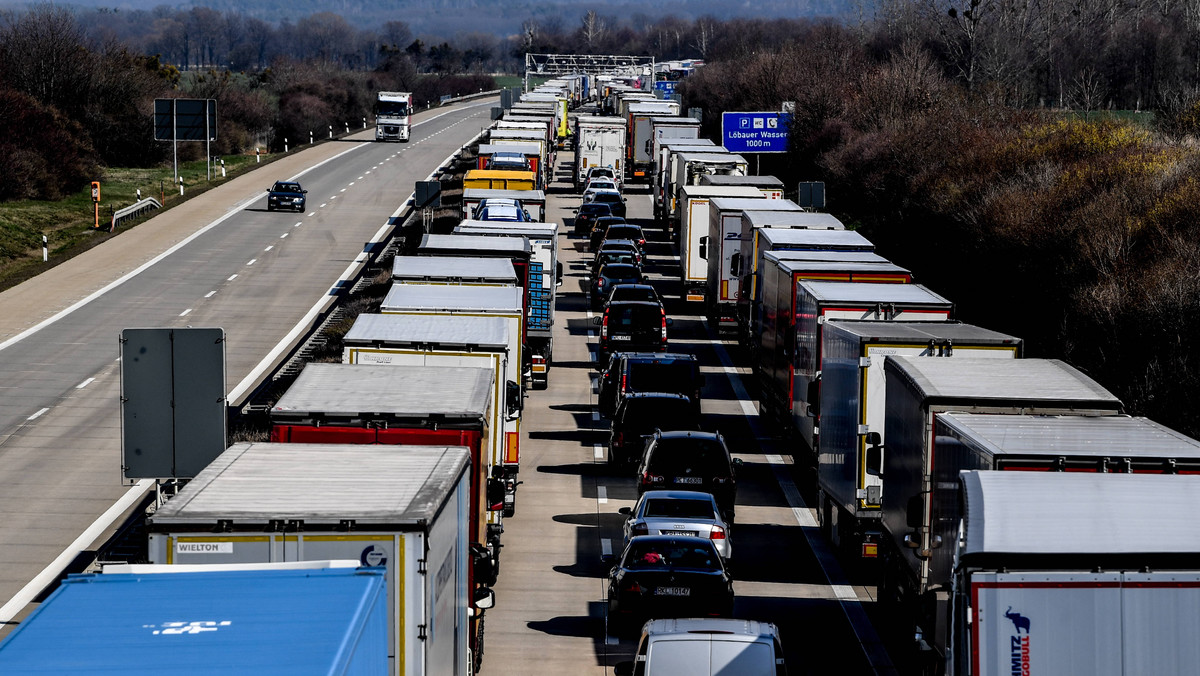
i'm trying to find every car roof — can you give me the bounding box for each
[640,490,718,501]
[618,351,695,362]
[655,430,720,441]
[595,215,625,222]
[591,189,621,195]
[642,618,780,642]
[581,202,612,211]
[607,223,642,229]
[623,391,691,402]
[599,239,638,248]
[599,263,640,274]
[605,300,660,310]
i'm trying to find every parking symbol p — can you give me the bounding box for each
[740,118,749,128]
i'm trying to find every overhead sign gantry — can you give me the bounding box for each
[523,53,656,91]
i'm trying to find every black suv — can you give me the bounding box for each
[594,299,668,359]
[637,430,741,518]
[598,352,703,418]
[588,216,628,251]
[573,202,614,236]
[267,181,307,212]
[608,392,700,466]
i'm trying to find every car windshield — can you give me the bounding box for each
[644,498,714,519]
[647,438,729,474]
[628,362,693,394]
[601,263,640,279]
[273,182,300,192]
[582,204,612,216]
[608,304,661,328]
[607,226,642,240]
[624,541,720,570]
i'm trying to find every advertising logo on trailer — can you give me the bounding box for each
[1005,606,1031,676]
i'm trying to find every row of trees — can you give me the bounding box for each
[679,26,1200,437]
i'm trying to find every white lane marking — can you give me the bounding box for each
[227,274,238,281]
[357,176,364,180]
[600,538,613,557]
[340,188,347,192]
[204,291,216,298]
[348,182,355,186]
[294,221,302,227]
[246,259,257,266]
[594,444,605,460]
[366,170,372,174]
[308,212,316,217]
[319,203,327,208]
[75,378,94,389]
[710,337,895,672]
[597,485,608,504]
[264,246,273,252]
[179,308,192,317]
[27,408,49,421]
[330,196,337,200]
[280,233,289,239]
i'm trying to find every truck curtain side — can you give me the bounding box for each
[655,140,716,222]
[676,186,763,304]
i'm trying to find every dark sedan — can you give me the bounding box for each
[267,181,307,212]
[573,202,614,236]
[606,535,734,635]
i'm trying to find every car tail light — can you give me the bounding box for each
[601,313,609,339]
[623,581,646,593]
[620,372,627,392]
[597,277,605,288]
[641,472,664,485]
[710,525,726,540]
[614,432,623,446]
[712,476,731,485]
[660,311,668,342]
[632,523,649,536]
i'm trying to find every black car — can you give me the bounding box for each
[608,392,699,466]
[594,299,669,363]
[589,216,629,251]
[593,241,643,275]
[590,264,643,309]
[637,430,741,518]
[603,223,647,250]
[589,190,627,219]
[267,181,307,212]
[598,352,702,418]
[606,535,734,634]
[574,202,614,236]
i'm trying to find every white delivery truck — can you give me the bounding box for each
[816,321,1022,564]
[675,185,763,304]
[147,442,481,676]
[452,221,561,390]
[375,91,412,142]
[950,471,1200,676]
[626,103,681,181]
[392,256,518,286]
[573,116,627,190]
[703,198,804,331]
[654,140,716,222]
[342,313,522,516]
[670,152,749,239]
[877,357,1127,666]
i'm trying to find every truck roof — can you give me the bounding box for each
[884,356,1122,410]
[458,219,559,236]
[824,320,1019,345]
[151,442,471,525]
[489,129,544,140]
[941,413,1200,459]
[960,470,1200,557]
[344,313,510,350]
[381,283,522,313]
[463,188,546,201]
[419,233,531,255]
[629,102,679,113]
[678,186,761,199]
[777,259,911,277]
[676,152,748,163]
[273,363,493,419]
[744,211,845,229]
[478,143,541,155]
[765,250,889,264]
[701,174,784,188]
[759,227,870,248]
[0,565,389,667]
[799,281,952,307]
[392,255,517,283]
[649,116,700,125]
[707,197,781,213]
[574,115,625,125]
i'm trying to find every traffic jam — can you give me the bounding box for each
[3,63,1200,676]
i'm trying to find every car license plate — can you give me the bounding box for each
[655,587,691,597]
[662,530,696,537]
[611,336,631,341]
[674,477,702,484]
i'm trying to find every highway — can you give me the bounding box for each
[0,99,494,628]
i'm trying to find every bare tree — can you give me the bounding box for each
[580,10,607,49]
[692,17,716,57]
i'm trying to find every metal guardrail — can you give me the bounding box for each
[111,197,162,231]
[438,89,502,106]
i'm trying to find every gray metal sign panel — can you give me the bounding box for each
[153,99,217,142]
[121,327,226,481]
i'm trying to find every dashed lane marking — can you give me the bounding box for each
[179,308,192,317]
[75,378,94,389]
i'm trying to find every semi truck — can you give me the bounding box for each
[477,143,544,187]
[876,357,1129,666]
[654,140,717,222]
[573,116,627,190]
[626,103,681,181]
[703,198,805,331]
[699,174,785,198]
[375,91,412,142]
[462,170,537,191]
[949,470,1200,676]
[392,256,518,287]
[461,188,546,223]
[670,153,748,231]
[816,322,1022,565]
[146,442,481,675]
[675,185,764,304]
[759,281,952,448]
[452,221,562,389]
[342,313,522,515]
[416,234,531,339]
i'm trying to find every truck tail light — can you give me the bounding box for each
[710,525,726,540]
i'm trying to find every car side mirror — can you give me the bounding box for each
[593,316,602,325]
[618,506,632,516]
[302,189,308,194]
[473,587,496,610]
[865,443,884,476]
[556,261,564,288]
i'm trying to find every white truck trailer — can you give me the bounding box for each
[626,103,682,181]
[877,357,1129,666]
[375,91,412,142]
[392,256,518,286]
[572,116,627,190]
[670,153,749,239]
[950,470,1200,676]
[147,442,479,676]
[675,185,764,304]
[816,322,1022,564]
[655,140,717,222]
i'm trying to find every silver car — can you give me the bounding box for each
[619,490,731,560]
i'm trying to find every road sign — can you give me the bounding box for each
[153,99,217,142]
[654,81,677,96]
[721,111,792,153]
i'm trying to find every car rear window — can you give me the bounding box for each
[608,226,641,239]
[620,398,695,429]
[627,362,694,393]
[610,287,656,303]
[594,193,621,204]
[647,438,729,473]
[625,541,720,570]
[644,498,714,519]
[609,305,660,327]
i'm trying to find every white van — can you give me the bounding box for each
[616,618,787,676]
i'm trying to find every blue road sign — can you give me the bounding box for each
[721,111,792,153]
[654,81,677,96]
